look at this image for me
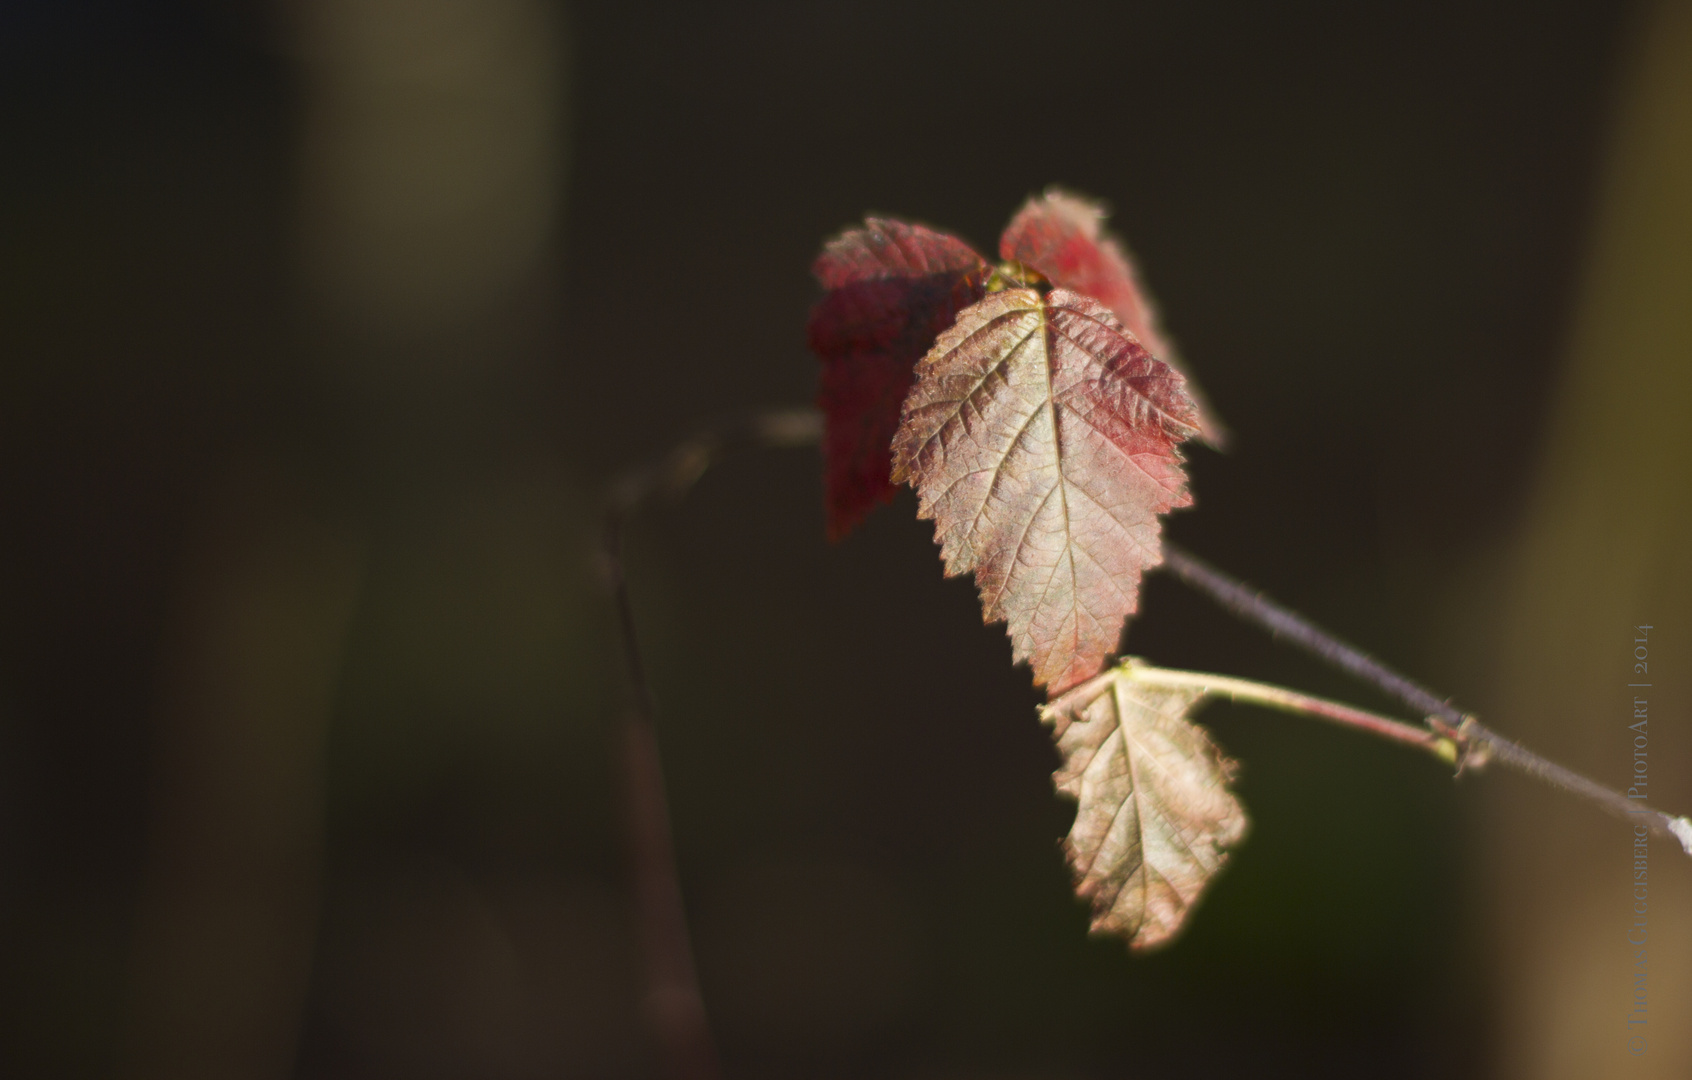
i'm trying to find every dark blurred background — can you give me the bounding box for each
[4,2,1691,1078]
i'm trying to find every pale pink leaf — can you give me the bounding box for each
[1041,661,1248,951]
[891,287,1199,692]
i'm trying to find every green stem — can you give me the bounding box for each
[1119,660,1461,765]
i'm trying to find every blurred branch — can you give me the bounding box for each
[600,407,822,1080]
[120,466,362,1080]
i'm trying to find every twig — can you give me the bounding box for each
[1160,546,1462,725]
[600,408,823,1080]
[1160,543,1692,851]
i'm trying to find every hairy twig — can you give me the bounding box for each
[1160,543,1692,851]
[600,408,823,1080]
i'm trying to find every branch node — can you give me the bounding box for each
[1428,715,1491,777]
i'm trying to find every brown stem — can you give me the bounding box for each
[600,408,823,1080]
[603,506,716,1080]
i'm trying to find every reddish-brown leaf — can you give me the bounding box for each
[891,288,1200,692]
[809,219,987,540]
[1000,190,1225,445]
[1042,660,1248,951]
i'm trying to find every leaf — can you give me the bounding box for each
[891,287,1199,692]
[809,218,988,540]
[1001,189,1226,446]
[1041,661,1248,951]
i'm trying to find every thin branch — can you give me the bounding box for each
[1160,545,1461,725]
[1159,543,1692,851]
[600,407,823,1080]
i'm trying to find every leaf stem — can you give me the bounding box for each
[1159,543,1692,852]
[600,407,823,1080]
[1119,659,1460,762]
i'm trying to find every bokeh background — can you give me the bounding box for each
[3,1,1690,1078]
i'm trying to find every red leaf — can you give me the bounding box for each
[1001,190,1225,446]
[892,288,1200,692]
[809,219,987,540]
